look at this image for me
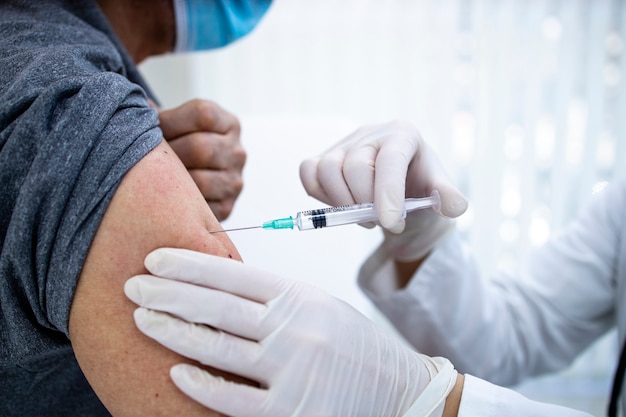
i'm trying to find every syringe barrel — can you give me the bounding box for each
[295,203,392,231]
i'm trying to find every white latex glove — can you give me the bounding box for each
[124,248,458,417]
[300,120,468,261]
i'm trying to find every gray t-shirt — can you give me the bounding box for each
[0,1,163,415]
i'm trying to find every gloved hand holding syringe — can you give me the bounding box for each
[209,192,441,233]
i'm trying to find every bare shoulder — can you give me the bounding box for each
[69,140,245,416]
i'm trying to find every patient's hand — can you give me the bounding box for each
[157,99,246,221]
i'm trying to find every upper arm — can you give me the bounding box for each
[68,139,246,416]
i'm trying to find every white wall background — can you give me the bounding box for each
[140,1,626,415]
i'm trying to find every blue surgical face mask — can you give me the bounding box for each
[172,0,272,52]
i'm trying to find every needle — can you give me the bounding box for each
[209,225,262,234]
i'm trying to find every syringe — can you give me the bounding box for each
[209,194,440,233]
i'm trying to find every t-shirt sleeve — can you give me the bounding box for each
[0,71,162,339]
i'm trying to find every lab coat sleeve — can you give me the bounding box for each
[358,179,624,387]
[457,374,593,417]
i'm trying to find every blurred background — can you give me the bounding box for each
[140,0,626,414]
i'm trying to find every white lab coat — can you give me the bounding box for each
[358,178,626,416]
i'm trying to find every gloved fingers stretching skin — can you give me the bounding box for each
[125,276,272,341]
[170,364,269,417]
[132,308,272,382]
[125,248,458,417]
[144,248,286,303]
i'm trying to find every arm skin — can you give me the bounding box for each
[68,139,251,416]
[443,374,464,417]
